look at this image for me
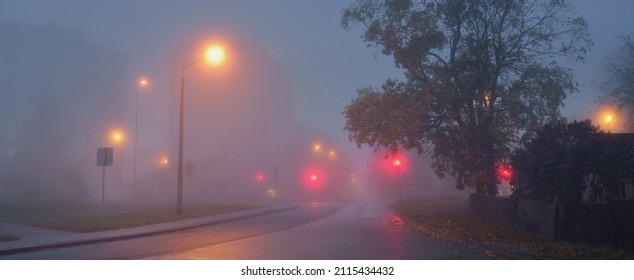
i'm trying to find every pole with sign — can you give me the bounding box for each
[97,147,113,226]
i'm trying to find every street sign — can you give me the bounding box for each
[97,147,113,166]
[97,147,113,226]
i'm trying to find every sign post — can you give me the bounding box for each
[97,147,113,226]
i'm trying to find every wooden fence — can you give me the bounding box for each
[469,195,634,249]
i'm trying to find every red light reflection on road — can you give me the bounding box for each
[384,213,407,259]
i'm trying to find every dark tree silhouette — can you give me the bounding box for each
[342,0,591,195]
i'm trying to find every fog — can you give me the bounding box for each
[0,20,127,201]
[6,0,630,205]
[0,17,465,205]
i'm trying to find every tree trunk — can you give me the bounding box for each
[483,117,498,196]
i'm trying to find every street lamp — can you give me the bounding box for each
[604,113,614,130]
[328,150,337,159]
[109,129,125,197]
[177,43,227,215]
[111,130,124,144]
[134,78,148,194]
[159,155,169,168]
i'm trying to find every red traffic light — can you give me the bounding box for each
[498,165,512,181]
[303,167,325,188]
[255,172,266,183]
[383,153,408,175]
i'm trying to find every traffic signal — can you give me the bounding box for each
[255,172,266,184]
[384,153,408,175]
[303,167,325,188]
[498,165,512,181]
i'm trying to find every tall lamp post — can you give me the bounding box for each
[177,44,226,215]
[134,78,147,195]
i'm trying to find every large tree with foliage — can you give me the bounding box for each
[602,34,634,125]
[342,0,591,195]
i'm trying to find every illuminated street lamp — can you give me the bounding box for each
[328,150,337,159]
[109,129,125,194]
[177,43,227,215]
[157,154,169,168]
[604,113,614,131]
[134,78,148,193]
[111,130,124,144]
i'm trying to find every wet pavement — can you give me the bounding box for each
[0,205,296,256]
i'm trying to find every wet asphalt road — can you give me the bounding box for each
[2,202,494,260]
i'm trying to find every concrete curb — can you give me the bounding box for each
[0,205,297,256]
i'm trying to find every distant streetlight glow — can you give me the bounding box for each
[604,114,614,125]
[328,150,337,159]
[600,109,617,132]
[158,155,169,167]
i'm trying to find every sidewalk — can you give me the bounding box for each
[0,204,297,256]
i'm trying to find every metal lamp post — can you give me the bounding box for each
[134,79,147,197]
[176,44,226,215]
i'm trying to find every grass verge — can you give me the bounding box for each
[0,234,20,242]
[0,201,264,234]
[391,199,634,259]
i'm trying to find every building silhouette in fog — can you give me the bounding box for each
[0,20,128,201]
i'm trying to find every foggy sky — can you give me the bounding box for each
[1,1,632,138]
[1,1,633,201]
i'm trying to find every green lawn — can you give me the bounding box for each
[391,198,634,259]
[0,201,264,233]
